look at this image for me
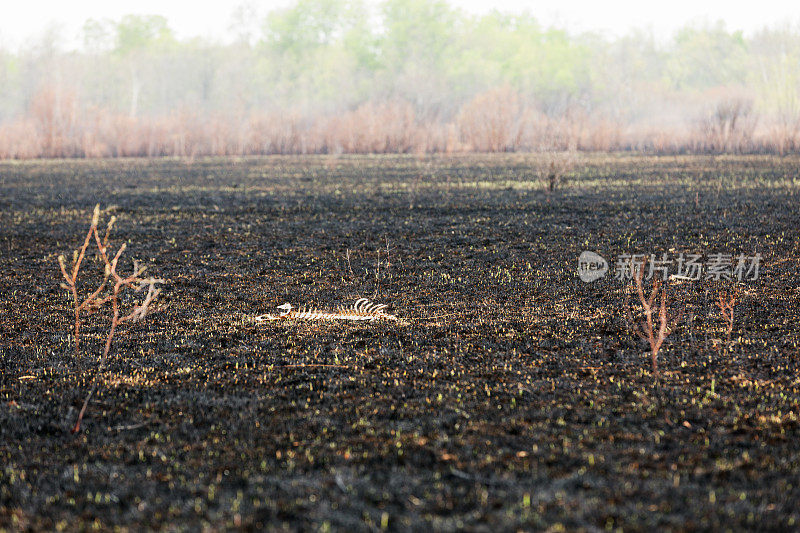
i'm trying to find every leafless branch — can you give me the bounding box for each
[717,291,737,344]
[624,263,682,378]
[58,204,164,434]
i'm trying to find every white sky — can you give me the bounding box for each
[2,0,800,51]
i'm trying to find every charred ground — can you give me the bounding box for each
[1,154,799,530]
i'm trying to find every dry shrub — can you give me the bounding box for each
[322,100,420,154]
[525,111,586,153]
[418,122,464,154]
[693,96,757,153]
[624,264,682,378]
[203,113,246,156]
[761,115,800,155]
[58,205,163,433]
[30,86,81,158]
[76,110,149,157]
[0,120,42,159]
[457,86,529,152]
[247,112,307,154]
[579,117,624,151]
[78,108,113,159]
[622,125,684,154]
[163,108,208,158]
[536,150,577,192]
[529,109,582,190]
[6,83,800,158]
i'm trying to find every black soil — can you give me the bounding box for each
[1,154,799,531]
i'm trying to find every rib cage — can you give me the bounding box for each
[254,298,398,322]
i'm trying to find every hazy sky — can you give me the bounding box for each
[3,0,800,50]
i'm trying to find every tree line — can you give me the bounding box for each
[2,0,800,157]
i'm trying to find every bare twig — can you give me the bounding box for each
[58,206,110,360]
[373,248,381,298]
[385,235,391,271]
[345,249,354,278]
[624,263,682,378]
[58,204,164,434]
[717,291,737,344]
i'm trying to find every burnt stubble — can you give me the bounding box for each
[1,154,799,530]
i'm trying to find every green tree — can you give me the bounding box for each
[113,15,174,56]
[258,0,377,114]
[379,0,457,65]
[666,21,747,90]
[264,0,353,55]
[449,11,594,114]
[377,0,461,110]
[109,15,175,117]
[749,25,800,150]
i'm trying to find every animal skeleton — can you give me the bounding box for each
[254,298,398,322]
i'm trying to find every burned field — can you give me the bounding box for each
[1,154,799,531]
